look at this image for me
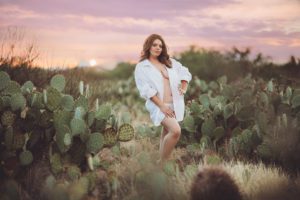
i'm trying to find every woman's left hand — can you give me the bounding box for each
[178,85,187,95]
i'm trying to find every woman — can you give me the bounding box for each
[134,34,192,163]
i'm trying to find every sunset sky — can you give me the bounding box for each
[0,0,299,69]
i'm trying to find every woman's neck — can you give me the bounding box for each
[148,56,160,64]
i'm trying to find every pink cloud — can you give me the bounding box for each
[0,0,299,68]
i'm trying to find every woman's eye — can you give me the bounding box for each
[153,44,162,48]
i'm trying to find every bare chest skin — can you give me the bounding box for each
[151,62,173,103]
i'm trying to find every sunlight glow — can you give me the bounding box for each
[89,59,97,66]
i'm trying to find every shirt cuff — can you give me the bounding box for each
[146,88,157,99]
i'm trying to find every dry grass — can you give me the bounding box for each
[111,137,300,200]
[223,162,295,200]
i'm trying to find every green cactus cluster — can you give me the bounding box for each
[182,75,300,161]
[0,71,134,183]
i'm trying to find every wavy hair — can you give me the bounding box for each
[139,34,172,68]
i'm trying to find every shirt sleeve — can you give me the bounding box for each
[134,64,158,100]
[172,58,192,83]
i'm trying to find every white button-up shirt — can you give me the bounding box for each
[134,58,192,126]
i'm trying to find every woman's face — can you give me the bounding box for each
[149,39,163,58]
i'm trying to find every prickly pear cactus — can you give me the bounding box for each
[60,95,74,111]
[56,125,72,153]
[0,71,11,90]
[201,118,216,136]
[67,165,81,181]
[50,153,63,174]
[86,132,104,153]
[30,92,45,109]
[70,118,86,136]
[10,93,26,111]
[50,74,66,92]
[291,95,300,108]
[236,105,255,121]
[19,150,33,166]
[0,71,134,179]
[183,115,195,132]
[199,94,210,109]
[103,127,118,147]
[21,80,34,94]
[74,95,88,112]
[118,123,134,142]
[1,110,15,127]
[53,110,72,132]
[95,104,111,120]
[2,80,21,95]
[223,103,234,120]
[46,87,62,111]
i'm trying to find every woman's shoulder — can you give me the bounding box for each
[135,59,151,71]
[136,59,150,66]
[170,57,181,67]
[135,59,151,74]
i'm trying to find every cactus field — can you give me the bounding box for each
[1,67,300,200]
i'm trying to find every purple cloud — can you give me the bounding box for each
[0,0,299,68]
[0,0,238,19]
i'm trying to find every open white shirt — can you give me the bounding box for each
[134,58,192,126]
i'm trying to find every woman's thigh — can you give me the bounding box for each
[161,117,181,134]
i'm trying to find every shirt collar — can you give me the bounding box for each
[140,59,151,67]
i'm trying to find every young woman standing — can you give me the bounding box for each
[134,34,192,163]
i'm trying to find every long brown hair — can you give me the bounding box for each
[139,34,172,68]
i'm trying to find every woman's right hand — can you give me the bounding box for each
[159,105,175,118]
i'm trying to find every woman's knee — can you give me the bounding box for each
[161,118,181,139]
[171,126,181,139]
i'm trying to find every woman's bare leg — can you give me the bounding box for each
[159,126,168,155]
[159,117,181,162]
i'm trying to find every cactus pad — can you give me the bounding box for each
[201,118,216,136]
[0,71,11,90]
[21,81,34,94]
[2,81,21,95]
[86,132,104,153]
[199,94,210,108]
[74,95,88,111]
[50,74,66,92]
[60,95,74,111]
[103,127,118,147]
[46,87,62,111]
[19,150,33,166]
[223,103,234,120]
[50,153,63,174]
[118,123,134,142]
[1,111,16,127]
[53,110,72,132]
[95,104,111,120]
[10,93,26,111]
[67,165,81,181]
[291,95,300,108]
[183,115,195,132]
[70,118,86,136]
